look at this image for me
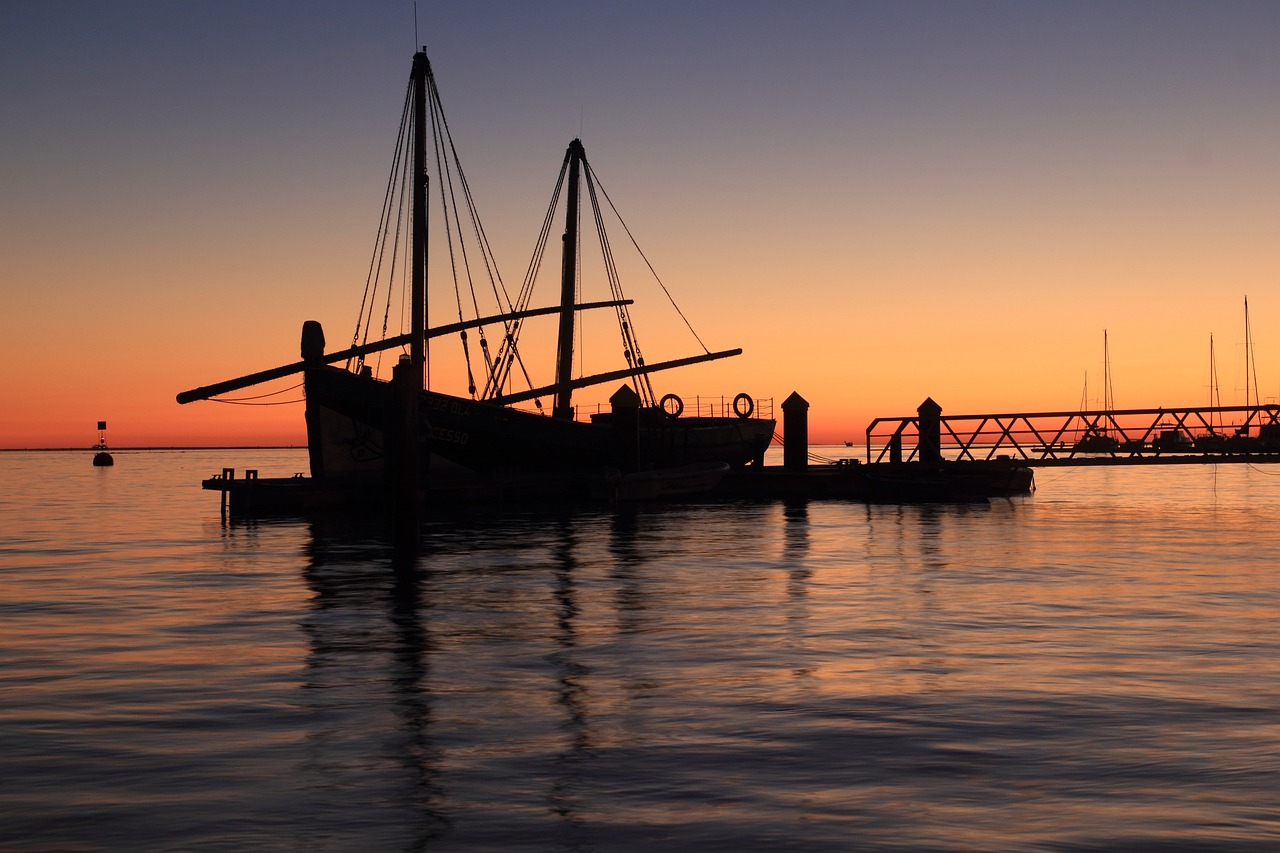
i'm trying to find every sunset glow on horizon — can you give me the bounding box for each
[4,2,1279,449]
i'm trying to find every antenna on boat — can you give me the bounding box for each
[413,1,419,49]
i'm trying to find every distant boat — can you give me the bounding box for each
[1151,427,1193,453]
[1194,333,1227,451]
[177,50,774,496]
[1073,331,1121,453]
[1226,295,1264,451]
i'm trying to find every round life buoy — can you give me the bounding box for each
[659,393,684,418]
[733,393,754,419]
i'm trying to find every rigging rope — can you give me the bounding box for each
[588,166,711,354]
[483,153,570,401]
[209,382,304,406]
[583,162,654,406]
[351,81,414,372]
[347,68,714,416]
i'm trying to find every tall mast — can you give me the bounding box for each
[1103,329,1113,414]
[1209,334,1220,422]
[1244,295,1257,411]
[553,139,584,420]
[410,51,429,375]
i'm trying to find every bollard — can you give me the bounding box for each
[782,391,810,470]
[918,397,943,464]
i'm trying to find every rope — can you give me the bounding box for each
[351,80,414,369]
[582,158,655,405]
[209,382,304,406]
[588,166,711,354]
[209,398,304,407]
[482,153,569,400]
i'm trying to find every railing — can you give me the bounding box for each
[565,394,775,421]
[866,404,1280,464]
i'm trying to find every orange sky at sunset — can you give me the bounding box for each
[3,2,1279,449]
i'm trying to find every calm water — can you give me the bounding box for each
[2,449,1279,851]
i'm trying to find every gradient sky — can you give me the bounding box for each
[3,1,1279,448]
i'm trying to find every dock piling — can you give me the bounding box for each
[918,397,943,464]
[783,391,809,470]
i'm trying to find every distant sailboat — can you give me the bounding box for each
[1243,295,1260,416]
[1226,295,1280,451]
[1192,333,1223,450]
[1074,330,1120,453]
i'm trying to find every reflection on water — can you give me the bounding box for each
[1,451,1279,850]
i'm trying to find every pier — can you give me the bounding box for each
[201,396,1280,517]
[866,399,1280,467]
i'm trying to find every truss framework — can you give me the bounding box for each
[866,404,1280,465]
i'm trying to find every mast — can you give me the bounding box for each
[389,49,429,545]
[1102,329,1114,415]
[410,51,429,374]
[553,139,585,419]
[1244,295,1257,412]
[1209,334,1221,431]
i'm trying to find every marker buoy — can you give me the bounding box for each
[92,420,113,466]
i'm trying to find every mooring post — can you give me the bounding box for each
[609,384,641,472]
[390,356,420,552]
[782,391,810,470]
[918,397,943,464]
[300,320,327,479]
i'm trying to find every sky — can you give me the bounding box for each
[3,1,1280,448]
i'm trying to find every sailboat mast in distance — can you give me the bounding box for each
[1102,329,1114,414]
[1243,295,1259,411]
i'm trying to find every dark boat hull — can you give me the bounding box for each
[304,366,774,480]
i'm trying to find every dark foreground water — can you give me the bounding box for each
[2,449,1279,851]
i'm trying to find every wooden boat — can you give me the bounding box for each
[178,50,773,496]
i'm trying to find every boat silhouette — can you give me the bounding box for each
[178,50,773,495]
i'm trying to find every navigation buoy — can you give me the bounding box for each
[92,420,114,466]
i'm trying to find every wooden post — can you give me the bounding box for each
[391,357,420,552]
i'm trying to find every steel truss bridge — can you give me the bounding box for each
[866,403,1280,467]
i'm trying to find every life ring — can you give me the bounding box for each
[733,393,754,419]
[659,393,684,418]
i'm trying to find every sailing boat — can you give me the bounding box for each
[1193,334,1227,451]
[1073,330,1121,453]
[1223,295,1280,452]
[178,50,774,493]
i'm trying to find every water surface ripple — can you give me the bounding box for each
[2,451,1278,850]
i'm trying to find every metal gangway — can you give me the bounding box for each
[866,401,1280,467]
